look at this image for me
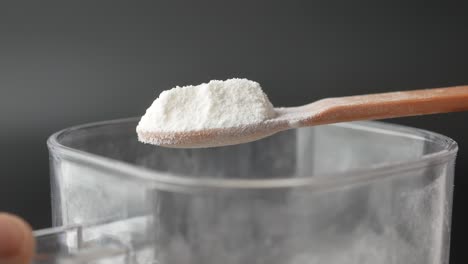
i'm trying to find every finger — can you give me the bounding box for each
[0,213,35,264]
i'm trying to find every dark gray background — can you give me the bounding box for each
[1,1,467,263]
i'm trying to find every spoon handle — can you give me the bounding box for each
[310,85,468,125]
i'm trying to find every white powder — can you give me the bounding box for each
[136,78,276,133]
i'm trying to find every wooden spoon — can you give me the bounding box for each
[137,85,468,148]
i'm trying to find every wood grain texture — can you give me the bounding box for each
[304,85,468,125]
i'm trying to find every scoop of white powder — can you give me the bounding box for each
[136,78,276,134]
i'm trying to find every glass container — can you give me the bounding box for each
[34,118,457,264]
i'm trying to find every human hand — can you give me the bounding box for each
[0,213,35,264]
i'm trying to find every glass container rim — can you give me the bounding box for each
[47,117,458,190]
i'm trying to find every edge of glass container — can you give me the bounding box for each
[46,117,458,190]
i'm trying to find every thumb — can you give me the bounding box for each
[0,213,35,264]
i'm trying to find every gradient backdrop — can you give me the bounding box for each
[1,2,467,263]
